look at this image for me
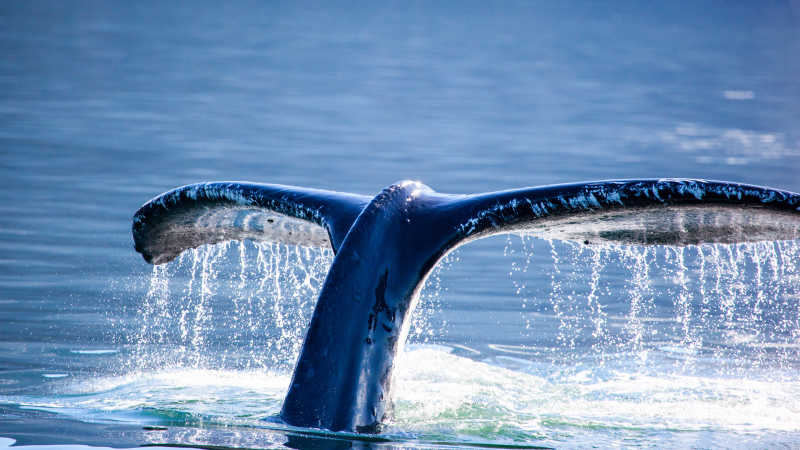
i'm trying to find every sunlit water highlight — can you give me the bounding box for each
[3,239,800,448]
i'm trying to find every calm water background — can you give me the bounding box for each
[1,1,800,448]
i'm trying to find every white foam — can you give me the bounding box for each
[392,347,800,435]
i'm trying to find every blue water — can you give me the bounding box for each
[2,1,800,448]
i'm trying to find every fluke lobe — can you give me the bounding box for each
[132,179,800,433]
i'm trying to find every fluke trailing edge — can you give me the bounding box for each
[132,179,800,433]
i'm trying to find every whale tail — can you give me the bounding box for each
[440,178,800,247]
[132,179,800,433]
[133,179,800,266]
[132,182,371,264]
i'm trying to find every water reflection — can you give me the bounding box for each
[658,123,799,165]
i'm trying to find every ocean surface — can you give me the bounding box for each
[1,1,800,448]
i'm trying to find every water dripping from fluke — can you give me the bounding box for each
[126,179,800,440]
[501,238,800,376]
[131,241,333,372]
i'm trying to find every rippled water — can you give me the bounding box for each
[1,1,800,449]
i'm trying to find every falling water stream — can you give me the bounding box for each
[130,243,334,372]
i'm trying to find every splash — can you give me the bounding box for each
[391,345,800,446]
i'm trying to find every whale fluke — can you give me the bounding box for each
[131,178,800,433]
[442,178,800,247]
[132,182,370,264]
